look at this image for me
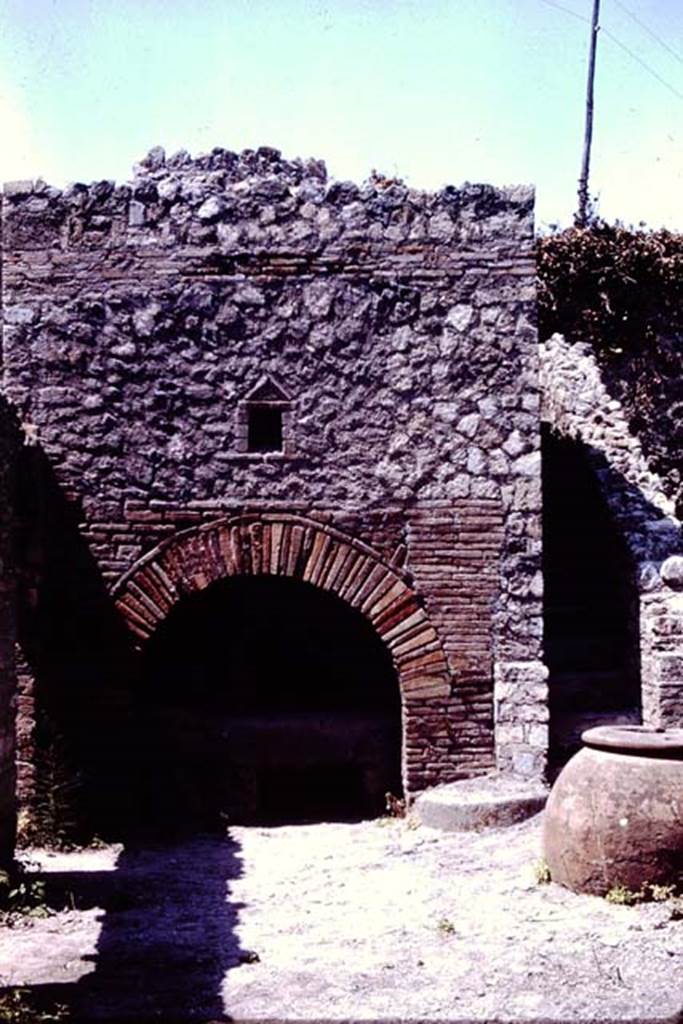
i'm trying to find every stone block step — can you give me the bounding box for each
[413,772,548,831]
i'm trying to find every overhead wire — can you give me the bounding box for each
[600,26,683,101]
[537,0,589,24]
[537,0,683,102]
[611,0,683,68]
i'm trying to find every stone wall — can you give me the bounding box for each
[1,145,546,816]
[602,337,683,518]
[541,334,683,727]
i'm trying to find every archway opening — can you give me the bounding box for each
[542,427,641,773]
[135,575,403,831]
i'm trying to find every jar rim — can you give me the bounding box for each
[582,725,683,758]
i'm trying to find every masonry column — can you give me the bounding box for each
[0,193,18,865]
[0,563,16,866]
[641,557,683,728]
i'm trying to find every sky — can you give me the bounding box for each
[0,0,681,231]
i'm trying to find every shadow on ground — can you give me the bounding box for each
[1,834,247,1023]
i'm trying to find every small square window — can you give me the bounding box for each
[237,375,293,455]
[247,404,283,452]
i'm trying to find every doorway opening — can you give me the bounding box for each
[137,575,403,831]
[542,427,641,773]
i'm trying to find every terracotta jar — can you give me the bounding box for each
[543,725,683,895]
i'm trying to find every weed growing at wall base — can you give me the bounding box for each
[0,866,52,925]
[533,858,552,885]
[0,988,68,1023]
[605,881,683,912]
[17,717,84,851]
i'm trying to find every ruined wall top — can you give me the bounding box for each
[0,142,539,521]
[3,145,534,257]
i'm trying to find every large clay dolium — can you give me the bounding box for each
[544,726,683,895]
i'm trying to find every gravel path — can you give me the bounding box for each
[0,814,681,1022]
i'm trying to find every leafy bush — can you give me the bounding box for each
[537,222,683,355]
[537,223,683,515]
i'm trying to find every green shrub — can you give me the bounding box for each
[537,222,683,515]
[537,223,683,356]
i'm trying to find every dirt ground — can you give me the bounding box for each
[0,813,682,1023]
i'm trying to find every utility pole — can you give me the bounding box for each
[577,0,601,226]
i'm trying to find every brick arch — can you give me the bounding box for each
[112,513,450,703]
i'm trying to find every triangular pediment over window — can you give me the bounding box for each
[245,375,291,403]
